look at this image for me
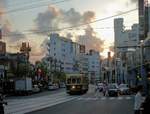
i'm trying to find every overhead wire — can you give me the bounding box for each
[7,0,53,8]
[2,8,137,37]
[3,0,71,14]
[0,8,137,37]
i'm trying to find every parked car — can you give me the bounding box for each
[119,84,130,95]
[32,85,40,93]
[108,84,119,97]
[38,83,43,91]
[59,82,66,88]
[48,83,59,90]
[97,83,104,92]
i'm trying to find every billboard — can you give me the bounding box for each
[0,41,6,54]
[79,45,85,53]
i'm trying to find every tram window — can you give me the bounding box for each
[77,78,81,84]
[67,79,71,84]
[72,78,76,84]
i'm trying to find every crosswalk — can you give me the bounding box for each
[77,96,133,101]
[5,92,78,114]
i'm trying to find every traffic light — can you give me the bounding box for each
[137,74,142,81]
[148,72,150,80]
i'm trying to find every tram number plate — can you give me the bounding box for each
[77,86,80,88]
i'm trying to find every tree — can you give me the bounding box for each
[53,71,66,82]
[35,61,49,79]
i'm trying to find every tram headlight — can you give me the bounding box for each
[72,85,75,89]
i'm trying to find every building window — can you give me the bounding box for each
[54,53,56,56]
[62,54,65,57]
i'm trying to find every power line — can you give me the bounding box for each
[7,0,53,8]
[2,8,138,37]
[3,0,71,14]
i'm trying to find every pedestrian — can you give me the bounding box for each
[103,83,108,96]
[134,85,143,114]
[0,93,4,114]
[142,95,150,114]
[95,83,99,97]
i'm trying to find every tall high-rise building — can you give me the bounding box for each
[114,18,139,53]
[138,0,149,40]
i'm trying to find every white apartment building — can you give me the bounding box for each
[87,50,100,82]
[47,33,74,73]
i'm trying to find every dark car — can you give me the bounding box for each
[108,84,119,97]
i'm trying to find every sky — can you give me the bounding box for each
[0,0,140,63]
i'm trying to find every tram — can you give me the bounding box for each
[66,74,89,94]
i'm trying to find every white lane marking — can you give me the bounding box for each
[125,96,131,100]
[6,96,78,114]
[5,92,78,114]
[77,96,133,101]
[77,97,98,101]
[6,94,69,109]
[6,92,67,105]
[7,97,77,114]
[101,97,107,100]
[118,97,123,100]
[109,97,115,100]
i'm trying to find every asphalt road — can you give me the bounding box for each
[6,88,65,99]
[27,91,134,114]
[5,88,77,114]
[5,85,134,114]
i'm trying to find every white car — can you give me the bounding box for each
[119,84,130,95]
[32,85,40,93]
[108,84,119,97]
[48,84,59,90]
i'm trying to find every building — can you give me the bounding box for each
[47,33,78,73]
[114,18,139,53]
[87,50,100,83]
[114,18,140,85]
[47,33,101,83]
[138,0,149,40]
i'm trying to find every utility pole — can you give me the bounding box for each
[140,40,148,94]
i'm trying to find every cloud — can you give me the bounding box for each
[130,0,138,3]
[77,26,104,52]
[62,8,82,25]
[130,0,138,6]
[33,5,95,35]
[1,21,26,43]
[83,11,95,23]
[33,5,61,35]
[0,0,26,44]
[0,0,6,9]
[62,8,95,25]
[0,0,6,22]
[66,33,73,39]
